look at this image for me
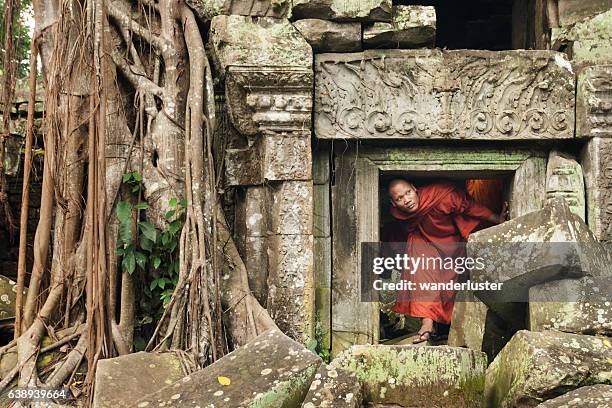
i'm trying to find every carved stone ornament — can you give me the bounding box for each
[577,65,612,138]
[226,67,313,136]
[314,49,575,140]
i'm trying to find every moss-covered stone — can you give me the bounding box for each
[363,5,436,49]
[209,15,312,78]
[301,364,362,407]
[485,330,612,408]
[292,0,391,22]
[535,384,612,407]
[133,329,322,407]
[332,344,487,407]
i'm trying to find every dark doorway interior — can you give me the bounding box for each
[397,0,514,50]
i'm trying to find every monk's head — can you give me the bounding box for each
[388,179,419,214]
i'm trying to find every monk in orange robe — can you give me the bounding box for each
[386,179,506,343]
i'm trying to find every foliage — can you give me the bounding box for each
[115,171,186,351]
[0,0,32,78]
[312,311,331,363]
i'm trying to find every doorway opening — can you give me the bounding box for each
[377,172,512,344]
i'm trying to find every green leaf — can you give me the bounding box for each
[306,338,318,352]
[150,279,158,291]
[134,202,149,210]
[116,201,132,223]
[139,221,157,243]
[161,232,170,246]
[116,247,125,256]
[164,210,176,220]
[131,185,140,193]
[179,199,187,208]
[169,197,178,208]
[133,172,142,182]
[153,257,162,269]
[140,236,153,252]
[135,252,147,270]
[158,279,166,289]
[122,173,132,183]
[123,252,136,275]
[168,220,182,235]
[119,222,132,245]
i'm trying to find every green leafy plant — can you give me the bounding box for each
[115,171,186,351]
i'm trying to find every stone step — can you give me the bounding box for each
[331,344,487,407]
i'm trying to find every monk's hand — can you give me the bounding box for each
[496,202,509,224]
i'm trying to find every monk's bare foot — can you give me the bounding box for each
[413,318,435,344]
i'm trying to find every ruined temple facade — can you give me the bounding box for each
[204,0,612,360]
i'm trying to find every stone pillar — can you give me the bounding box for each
[545,150,586,221]
[578,65,612,242]
[210,15,315,343]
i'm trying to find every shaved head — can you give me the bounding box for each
[388,179,419,214]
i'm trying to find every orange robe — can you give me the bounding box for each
[388,182,496,324]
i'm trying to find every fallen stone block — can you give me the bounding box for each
[529,277,612,336]
[293,19,361,52]
[134,329,321,407]
[581,136,612,241]
[485,330,612,408]
[93,352,185,408]
[545,150,585,220]
[468,198,611,325]
[558,0,612,27]
[292,0,391,22]
[363,5,436,49]
[332,344,487,407]
[301,364,362,407]
[535,384,612,407]
[186,0,292,20]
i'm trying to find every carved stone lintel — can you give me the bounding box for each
[577,65,612,138]
[315,49,575,140]
[226,67,313,136]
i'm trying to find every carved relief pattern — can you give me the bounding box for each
[577,65,612,138]
[602,142,612,241]
[226,67,313,136]
[315,50,575,140]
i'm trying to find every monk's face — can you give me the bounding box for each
[389,181,419,213]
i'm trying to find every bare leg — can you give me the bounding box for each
[413,317,434,343]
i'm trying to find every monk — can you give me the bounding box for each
[386,179,506,343]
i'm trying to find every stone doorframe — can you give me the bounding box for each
[327,144,547,356]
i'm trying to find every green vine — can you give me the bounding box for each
[115,171,186,351]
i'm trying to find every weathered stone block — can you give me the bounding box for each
[315,50,574,140]
[332,345,487,407]
[267,234,315,342]
[210,16,312,77]
[93,352,184,408]
[187,0,293,20]
[134,329,322,407]
[509,156,547,218]
[536,384,612,407]
[581,137,612,241]
[529,277,612,336]
[468,198,611,325]
[545,150,585,220]
[210,16,313,136]
[315,286,331,353]
[269,181,313,235]
[301,364,362,407]
[314,183,330,238]
[363,6,436,49]
[0,275,23,319]
[312,145,330,185]
[558,0,612,27]
[262,132,312,181]
[293,19,361,52]
[448,291,488,351]
[485,330,612,408]
[556,9,612,66]
[292,0,391,22]
[577,65,612,138]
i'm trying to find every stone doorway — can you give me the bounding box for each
[378,174,511,344]
[325,144,547,356]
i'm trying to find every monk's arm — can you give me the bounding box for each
[451,190,506,224]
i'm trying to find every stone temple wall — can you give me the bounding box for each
[202,1,612,354]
